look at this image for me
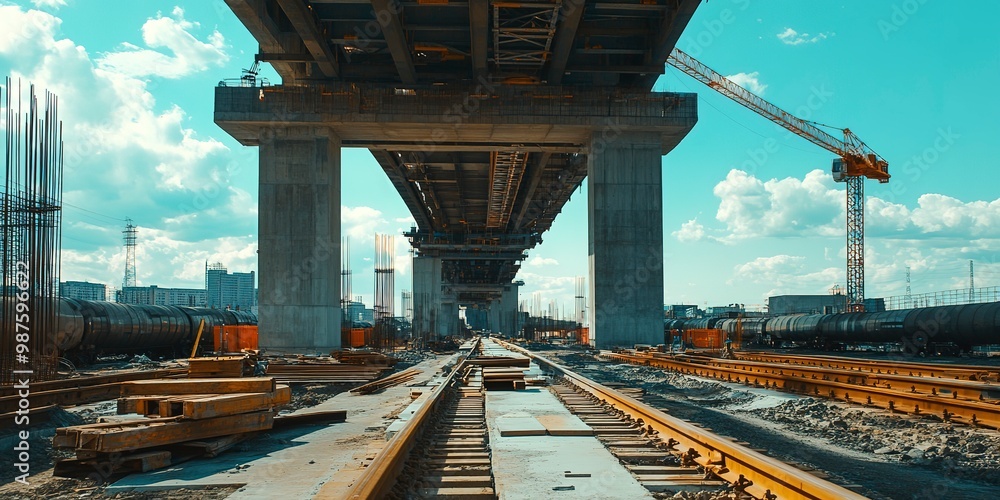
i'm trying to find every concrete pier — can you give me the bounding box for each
[413,256,460,340]
[588,131,664,349]
[258,126,341,352]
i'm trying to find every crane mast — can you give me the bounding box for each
[667,48,889,312]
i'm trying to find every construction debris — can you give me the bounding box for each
[266,356,389,383]
[188,355,253,378]
[483,367,527,390]
[51,377,290,478]
[350,368,422,395]
[332,350,399,367]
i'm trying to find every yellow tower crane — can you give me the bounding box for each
[667,48,890,312]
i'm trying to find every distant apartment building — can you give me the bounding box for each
[205,262,256,311]
[60,281,107,302]
[118,286,207,307]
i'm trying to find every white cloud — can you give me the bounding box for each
[342,206,386,243]
[96,8,228,79]
[730,254,840,299]
[31,0,67,9]
[725,72,767,95]
[777,27,832,45]
[866,194,1000,239]
[527,255,559,267]
[713,169,1000,244]
[673,218,705,243]
[713,169,842,242]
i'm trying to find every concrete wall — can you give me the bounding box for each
[258,127,341,353]
[588,131,664,349]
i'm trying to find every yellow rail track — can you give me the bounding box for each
[604,351,1000,429]
[501,341,868,500]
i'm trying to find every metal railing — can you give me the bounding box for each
[883,286,1000,310]
[215,84,697,124]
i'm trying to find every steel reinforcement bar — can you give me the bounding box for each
[604,351,1000,429]
[341,340,479,499]
[500,341,867,500]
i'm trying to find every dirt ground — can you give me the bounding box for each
[541,347,1000,500]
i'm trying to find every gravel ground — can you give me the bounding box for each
[542,348,1000,500]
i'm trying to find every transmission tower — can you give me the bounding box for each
[122,218,137,289]
[905,266,912,309]
[969,260,974,303]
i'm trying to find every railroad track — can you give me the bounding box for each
[602,350,1000,429]
[733,351,1000,382]
[342,339,868,499]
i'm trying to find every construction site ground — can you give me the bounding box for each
[0,353,455,499]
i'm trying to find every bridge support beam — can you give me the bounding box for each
[413,256,460,342]
[258,126,341,353]
[487,282,519,337]
[587,131,664,349]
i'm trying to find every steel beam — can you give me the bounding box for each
[224,0,299,78]
[276,0,341,78]
[544,0,585,84]
[637,0,700,89]
[469,0,489,79]
[370,0,418,83]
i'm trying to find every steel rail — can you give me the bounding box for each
[499,341,868,500]
[676,354,1000,402]
[604,351,1000,429]
[340,340,478,500]
[732,352,1000,381]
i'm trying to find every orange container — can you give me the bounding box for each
[214,325,259,352]
[685,328,725,349]
[349,328,367,348]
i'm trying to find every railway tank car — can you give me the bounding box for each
[57,298,256,363]
[764,302,1000,351]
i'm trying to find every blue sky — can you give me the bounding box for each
[1,0,998,316]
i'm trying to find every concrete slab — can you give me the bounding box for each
[106,354,453,498]
[495,412,547,437]
[535,414,593,436]
[487,388,652,499]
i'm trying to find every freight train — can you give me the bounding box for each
[51,298,257,363]
[666,302,1000,353]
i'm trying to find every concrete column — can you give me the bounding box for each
[439,299,459,338]
[258,127,341,353]
[412,256,441,341]
[587,131,664,349]
[497,283,519,337]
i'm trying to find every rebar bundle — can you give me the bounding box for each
[340,236,352,344]
[372,234,395,352]
[2,78,64,383]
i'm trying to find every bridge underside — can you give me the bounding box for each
[217,0,701,349]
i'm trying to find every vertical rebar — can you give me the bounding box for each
[373,233,395,353]
[2,78,64,383]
